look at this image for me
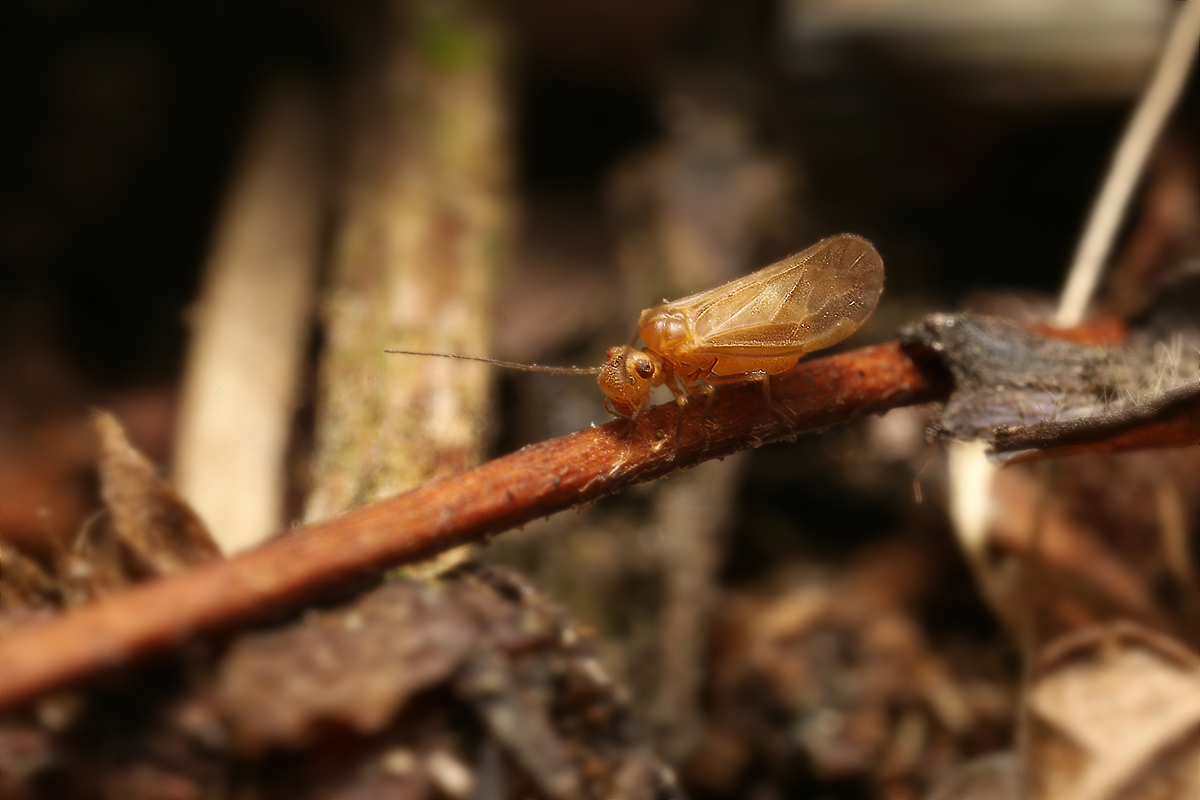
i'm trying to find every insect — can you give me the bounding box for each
[598,233,884,417]
[388,233,884,419]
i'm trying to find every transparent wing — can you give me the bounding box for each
[665,234,884,357]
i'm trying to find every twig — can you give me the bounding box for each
[1056,0,1200,327]
[0,342,945,710]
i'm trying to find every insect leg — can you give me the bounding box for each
[664,375,692,460]
[757,372,794,428]
[669,375,718,455]
[606,398,642,452]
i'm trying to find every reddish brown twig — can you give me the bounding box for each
[0,342,945,710]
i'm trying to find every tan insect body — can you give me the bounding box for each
[597,233,884,417]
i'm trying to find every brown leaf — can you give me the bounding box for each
[93,412,221,575]
[454,649,580,800]
[60,512,139,603]
[924,753,1020,800]
[984,459,1181,635]
[215,579,477,752]
[688,548,1012,791]
[0,543,58,613]
[1027,622,1200,800]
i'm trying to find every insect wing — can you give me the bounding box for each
[672,234,884,356]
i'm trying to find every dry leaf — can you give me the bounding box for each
[216,579,477,751]
[93,412,221,575]
[1027,622,1200,800]
[0,544,57,613]
[900,313,1200,463]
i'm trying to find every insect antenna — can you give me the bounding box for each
[384,349,601,376]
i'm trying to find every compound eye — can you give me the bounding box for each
[635,359,655,379]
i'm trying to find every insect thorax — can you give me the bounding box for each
[639,307,692,357]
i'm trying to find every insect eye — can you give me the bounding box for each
[635,360,655,379]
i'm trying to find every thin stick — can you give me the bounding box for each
[384,349,601,375]
[0,342,945,711]
[1056,1,1200,327]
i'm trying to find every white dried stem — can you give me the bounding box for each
[1057,1,1200,326]
[174,79,325,553]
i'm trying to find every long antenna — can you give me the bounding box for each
[384,349,601,376]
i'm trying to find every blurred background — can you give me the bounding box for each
[1,0,1196,797]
